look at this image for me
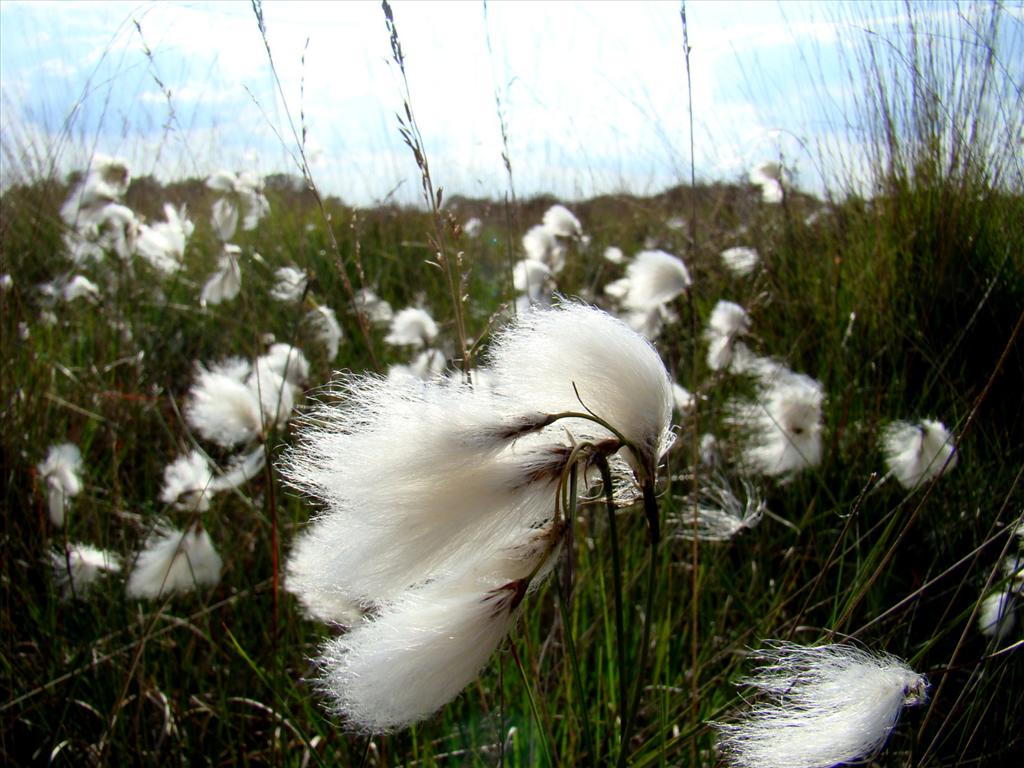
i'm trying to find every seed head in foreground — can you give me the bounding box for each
[714,641,927,768]
[486,301,674,474]
[316,526,560,733]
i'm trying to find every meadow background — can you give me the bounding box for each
[2,1,1023,765]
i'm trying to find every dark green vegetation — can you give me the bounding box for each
[2,2,1023,766]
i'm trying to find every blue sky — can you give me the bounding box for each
[1,1,1020,205]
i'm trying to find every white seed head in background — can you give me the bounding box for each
[126,523,223,600]
[714,641,927,768]
[881,419,957,489]
[37,443,84,527]
[50,543,121,598]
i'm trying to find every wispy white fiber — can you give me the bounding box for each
[281,376,564,602]
[674,472,766,541]
[207,170,270,231]
[749,161,788,204]
[306,305,343,360]
[126,523,222,600]
[462,217,482,238]
[386,348,446,382]
[977,589,1017,640]
[37,443,84,526]
[615,249,691,312]
[881,419,957,489]
[354,288,394,326]
[186,366,263,448]
[160,450,216,512]
[384,307,439,347]
[60,155,131,229]
[51,543,121,598]
[705,300,751,372]
[200,245,242,306]
[62,275,100,303]
[136,203,194,275]
[259,343,310,387]
[541,204,583,238]
[522,224,566,274]
[270,266,308,303]
[210,446,267,493]
[285,527,367,625]
[721,246,760,276]
[604,246,626,264]
[485,301,674,470]
[715,641,928,768]
[210,198,239,242]
[672,383,695,413]
[729,371,824,478]
[513,258,554,304]
[315,532,557,733]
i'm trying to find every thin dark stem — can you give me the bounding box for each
[556,469,596,765]
[618,479,661,768]
[597,455,628,752]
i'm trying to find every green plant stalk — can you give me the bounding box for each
[509,641,554,768]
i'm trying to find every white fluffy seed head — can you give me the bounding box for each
[485,301,674,472]
[281,375,565,602]
[720,246,760,276]
[619,250,691,311]
[136,203,193,274]
[541,204,582,238]
[522,224,566,273]
[306,305,343,360]
[38,443,84,527]
[730,371,824,478]
[674,472,766,542]
[315,530,558,733]
[270,266,308,303]
[159,450,215,512]
[705,301,751,372]
[200,245,242,306]
[126,524,223,600]
[715,641,927,768]
[51,543,121,598]
[186,367,263,448]
[384,307,439,347]
[977,589,1017,639]
[881,419,958,489]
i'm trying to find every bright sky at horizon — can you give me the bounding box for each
[1,1,1020,206]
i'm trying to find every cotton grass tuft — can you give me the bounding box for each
[715,641,927,768]
[881,419,957,489]
[126,523,223,600]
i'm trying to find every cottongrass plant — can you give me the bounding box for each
[880,419,957,489]
[604,249,691,339]
[50,543,121,599]
[714,641,928,768]
[749,161,789,204]
[383,306,439,347]
[720,246,760,277]
[37,442,84,526]
[705,300,751,372]
[673,471,767,542]
[728,370,825,478]
[305,305,343,360]
[283,301,674,731]
[126,523,223,600]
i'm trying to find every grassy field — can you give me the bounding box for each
[2,3,1023,766]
